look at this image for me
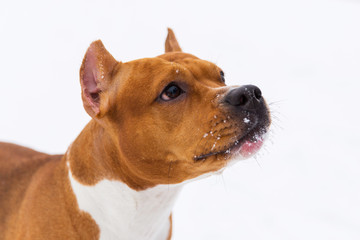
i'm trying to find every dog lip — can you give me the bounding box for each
[194,124,267,161]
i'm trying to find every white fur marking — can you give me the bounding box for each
[68,167,182,240]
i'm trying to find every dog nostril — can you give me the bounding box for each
[225,85,263,107]
[254,87,262,101]
[238,94,248,106]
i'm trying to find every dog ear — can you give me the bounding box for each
[165,28,182,53]
[80,40,118,118]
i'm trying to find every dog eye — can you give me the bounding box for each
[160,84,184,101]
[220,71,225,83]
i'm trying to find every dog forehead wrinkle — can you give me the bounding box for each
[158,53,220,77]
[156,52,199,62]
[182,59,220,77]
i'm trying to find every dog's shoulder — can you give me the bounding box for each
[0,142,64,184]
[0,142,53,173]
[0,140,61,179]
[0,142,63,238]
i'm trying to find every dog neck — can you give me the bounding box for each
[67,120,161,189]
[66,120,182,239]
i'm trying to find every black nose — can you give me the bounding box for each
[224,85,263,109]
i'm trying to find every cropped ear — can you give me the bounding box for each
[165,28,182,53]
[80,40,118,118]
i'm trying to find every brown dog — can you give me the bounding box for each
[0,29,271,240]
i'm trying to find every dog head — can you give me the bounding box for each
[79,29,270,188]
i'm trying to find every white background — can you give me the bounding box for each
[1,0,359,239]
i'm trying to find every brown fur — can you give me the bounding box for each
[0,29,270,239]
[165,28,182,53]
[0,143,100,239]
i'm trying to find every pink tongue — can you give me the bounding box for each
[240,139,264,156]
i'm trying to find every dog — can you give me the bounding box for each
[0,29,271,240]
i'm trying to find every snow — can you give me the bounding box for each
[1,0,360,239]
[211,142,217,151]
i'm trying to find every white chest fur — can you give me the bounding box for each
[68,167,182,240]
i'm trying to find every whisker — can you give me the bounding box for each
[220,173,227,191]
[270,121,283,131]
[253,155,263,169]
[268,99,287,106]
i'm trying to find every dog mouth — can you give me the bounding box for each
[193,124,268,161]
